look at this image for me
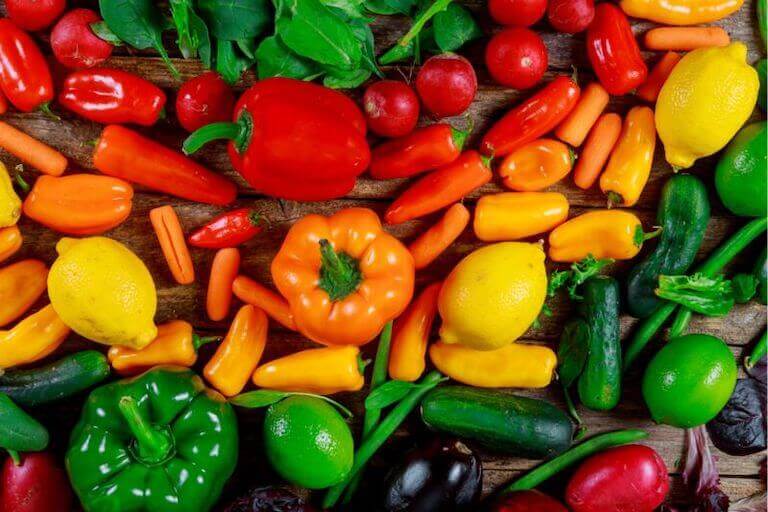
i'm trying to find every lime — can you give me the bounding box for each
[263,396,353,489]
[642,334,736,428]
[714,121,767,217]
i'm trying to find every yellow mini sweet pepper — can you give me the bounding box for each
[389,282,442,382]
[0,304,70,369]
[474,192,569,241]
[0,226,21,265]
[619,0,743,25]
[0,259,47,328]
[0,161,20,228]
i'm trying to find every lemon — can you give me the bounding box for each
[438,242,547,351]
[48,237,157,349]
[656,42,758,169]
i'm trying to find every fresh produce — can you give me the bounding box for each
[232,275,297,330]
[656,43,758,169]
[150,205,195,285]
[548,210,650,262]
[363,80,420,138]
[206,247,240,321]
[189,208,264,249]
[48,236,157,349]
[644,26,731,50]
[473,192,569,241]
[564,445,669,512]
[572,113,622,189]
[408,203,470,269]
[0,162,20,228]
[0,452,73,512]
[626,174,710,318]
[620,0,744,24]
[416,54,477,118]
[655,273,735,316]
[438,242,546,350]
[0,305,70,370]
[380,438,482,511]
[0,19,54,112]
[547,256,615,302]
[636,52,682,103]
[755,249,768,305]
[223,487,318,512]
[492,491,568,511]
[707,378,766,455]
[5,0,65,30]
[642,333,737,427]
[0,226,21,264]
[715,121,767,217]
[555,83,609,147]
[369,124,467,179]
[485,28,548,89]
[677,427,731,510]
[66,367,239,512]
[498,139,574,191]
[421,386,574,457]
[547,0,595,33]
[0,392,49,454]
[176,71,236,132]
[757,59,767,111]
[0,259,47,327]
[0,122,67,176]
[50,8,114,69]
[23,174,133,235]
[489,0,546,25]
[760,0,768,44]
[389,282,441,382]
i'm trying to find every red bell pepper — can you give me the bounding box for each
[182,77,370,201]
[93,125,237,205]
[481,76,580,157]
[586,4,648,96]
[188,208,264,248]
[0,19,54,113]
[58,68,166,126]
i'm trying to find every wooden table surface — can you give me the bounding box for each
[3,0,766,509]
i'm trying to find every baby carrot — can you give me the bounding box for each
[0,226,21,264]
[232,274,297,330]
[644,27,730,50]
[149,205,195,285]
[636,52,682,103]
[207,248,240,321]
[573,113,622,190]
[555,83,610,147]
[389,282,442,382]
[0,121,67,176]
[408,203,470,269]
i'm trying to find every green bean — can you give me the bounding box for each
[668,308,692,339]
[623,302,678,372]
[746,330,767,369]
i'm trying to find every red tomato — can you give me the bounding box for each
[175,71,236,132]
[492,490,569,511]
[485,28,548,89]
[50,9,114,69]
[416,54,477,118]
[363,80,420,138]
[0,452,73,512]
[488,0,547,26]
[5,0,66,31]
[565,445,669,512]
[547,0,595,33]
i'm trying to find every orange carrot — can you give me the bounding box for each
[207,248,240,321]
[232,274,297,330]
[573,113,622,190]
[408,203,470,269]
[636,52,682,103]
[0,121,66,176]
[555,83,610,147]
[149,205,195,284]
[644,27,730,51]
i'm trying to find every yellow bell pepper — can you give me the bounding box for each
[474,192,569,241]
[0,304,70,369]
[0,162,20,228]
[619,0,743,25]
[549,210,651,262]
[0,259,47,328]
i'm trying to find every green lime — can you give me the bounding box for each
[263,396,353,489]
[714,121,767,217]
[642,333,737,428]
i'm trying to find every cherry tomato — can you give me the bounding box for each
[175,71,236,132]
[485,28,548,89]
[5,0,66,31]
[50,9,114,69]
[492,490,569,512]
[488,0,547,26]
[363,80,420,138]
[416,54,477,118]
[1,452,73,512]
[547,0,595,33]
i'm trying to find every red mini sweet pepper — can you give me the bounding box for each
[188,208,264,248]
[0,19,54,113]
[183,77,370,201]
[58,68,166,126]
[586,4,648,96]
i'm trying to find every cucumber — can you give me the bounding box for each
[755,248,767,305]
[420,386,574,458]
[626,174,710,318]
[0,393,48,452]
[0,351,111,407]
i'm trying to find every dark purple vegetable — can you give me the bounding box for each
[707,379,766,456]
[223,487,317,512]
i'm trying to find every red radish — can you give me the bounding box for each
[488,0,547,26]
[491,490,569,511]
[50,9,114,69]
[5,0,66,31]
[363,80,420,138]
[1,452,73,512]
[485,28,548,89]
[176,71,236,133]
[547,0,595,33]
[416,54,477,118]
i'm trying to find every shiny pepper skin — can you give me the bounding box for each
[549,209,647,262]
[619,0,743,24]
[0,19,54,112]
[474,192,569,241]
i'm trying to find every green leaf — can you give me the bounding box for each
[215,39,255,85]
[256,36,321,79]
[379,39,415,65]
[169,0,211,65]
[547,256,614,300]
[547,270,570,297]
[230,390,353,418]
[323,67,372,88]
[732,273,758,304]
[323,0,368,18]
[364,380,417,410]
[89,21,124,45]
[558,319,590,387]
[197,0,271,40]
[432,4,482,52]
[237,38,259,60]
[364,0,415,14]
[655,273,735,316]
[349,18,382,76]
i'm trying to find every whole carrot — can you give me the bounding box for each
[645,27,730,50]
[232,274,297,330]
[150,205,195,285]
[0,121,66,176]
[573,113,622,190]
[636,52,682,102]
[555,83,610,147]
[207,248,240,321]
[408,203,470,269]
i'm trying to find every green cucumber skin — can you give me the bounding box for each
[577,276,622,411]
[420,386,574,458]
[755,248,767,305]
[0,393,48,451]
[0,351,110,407]
[626,174,710,318]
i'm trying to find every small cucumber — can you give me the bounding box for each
[0,393,48,452]
[755,248,767,305]
[420,386,574,458]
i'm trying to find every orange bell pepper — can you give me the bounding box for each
[388,282,442,382]
[474,192,569,241]
[150,205,195,285]
[0,304,70,369]
[204,305,268,397]
[252,345,365,395]
[271,207,415,346]
[0,259,47,327]
[22,174,133,235]
[232,275,297,330]
[0,225,21,264]
[600,106,657,207]
[498,139,574,192]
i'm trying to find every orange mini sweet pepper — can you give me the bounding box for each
[150,205,195,285]
[498,139,574,192]
[0,225,21,264]
[0,259,47,327]
[0,304,70,369]
[474,192,569,241]
[271,207,415,346]
[388,282,442,382]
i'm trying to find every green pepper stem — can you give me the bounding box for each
[38,102,60,121]
[6,449,20,465]
[192,334,220,351]
[182,111,253,155]
[451,126,469,152]
[118,396,173,465]
[318,239,362,302]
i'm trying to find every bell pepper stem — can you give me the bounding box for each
[318,239,362,302]
[182,111,253,155]
[118,396,173,464]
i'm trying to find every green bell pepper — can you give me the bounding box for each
[66,367,238,512]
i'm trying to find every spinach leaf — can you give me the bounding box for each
[558,319,590,388]
[349,18,382,76]
[732,273,758,303]
[169,0,211,66]
[323,0,367,18]
[216,39,255,85]
[364,0,416,14]
[323,67,371,88]
[432,3,482,52]
[255,36,321,79]
[655,273,735,316]
[237,38,258,60]
[89,21,123,45]
[197,0,271,41]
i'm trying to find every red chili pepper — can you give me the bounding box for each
[369,124,467,180]
[385,150,492,225]
[481,76,580,157]
[0,19,54,113]
[586,4,648,96]
[93,125,237,205]
[188,208,264,248]
[58,68,166,126]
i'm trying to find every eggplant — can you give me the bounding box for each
[223,486,317,512]
[707,379,766,456]
[381,437,482,512]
